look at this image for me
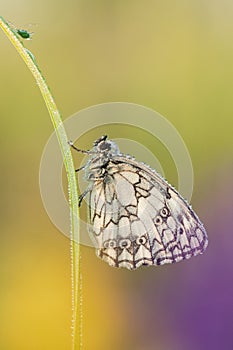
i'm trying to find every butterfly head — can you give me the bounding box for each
[93,135,120,155]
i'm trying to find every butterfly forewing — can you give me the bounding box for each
[72,136,208,270]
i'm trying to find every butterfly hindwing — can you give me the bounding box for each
[88,157,208,270]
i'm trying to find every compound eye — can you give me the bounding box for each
[119,239,131,249]
[99,142,111,151]
[136,236,147,245]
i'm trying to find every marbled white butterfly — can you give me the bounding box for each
[69,135,208,270]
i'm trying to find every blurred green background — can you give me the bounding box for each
[1,1,233,349]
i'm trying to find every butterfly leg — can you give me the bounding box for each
[68,140,94,154]
[75,164,86,172]
[78,185,93,207]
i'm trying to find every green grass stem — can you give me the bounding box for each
[0,16,81,350]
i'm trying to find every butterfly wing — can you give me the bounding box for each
[88,157,208,270]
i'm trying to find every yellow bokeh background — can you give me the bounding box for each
[1,1,233,350]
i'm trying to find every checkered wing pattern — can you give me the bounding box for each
[88,155,208,270]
